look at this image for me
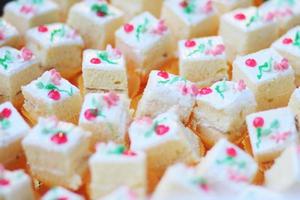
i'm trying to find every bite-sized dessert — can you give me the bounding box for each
[22,117,91,190]
[82,46,128,94]
[79,92,131,147]
[89,142,146,199]
[51,0,81,20]
[178,36,228,86]
[67,0,124,50]
[272,26,300,86]
[220,7,279,62]
[0,102,30,164]
[129,110,201,191]
[100,186,140,200]
[236,185,283,200]
[21,69,82,123]
[41,187,85,200]
[246,107,298,163]
[212,0,253,15]
[0,18,20,48]
[192,80,256,147]
[25,23,84,78]
[136,70,197,124]
[0,46,40,105]
[115,12,172,74]
[0,167,34,200]
[259,0,300,35]
[232,48,295,111]
[4,0,60,34]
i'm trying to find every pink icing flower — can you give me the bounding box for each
[136,116,153,125]
[0,31,5,40]
[179,84,189,96]
[202,0,213,14]
[190,84,199,96]
[206,44,225,56]
[152,20,168,35]
[103,91,119,108]
[50,69,61,85]
[270,131,291,143]
[264,11,276,22]
[107,45,122,59]
[20,5,35,14]
[236,80,246,92]
[227,169,248,183]
[20,47,33,61]
[274,58,289,71]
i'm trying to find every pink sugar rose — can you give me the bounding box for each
[180,84,189,96]
[274,58,289,71]
[202,0,213,14]
[107,45,122,59]
[205,44,225,56]
[236,80,246,92]
[103,91,120,108]
[20,5,35,14]
[49,69,62,85]
[136,116,153,125]
[152,20,168,35]
[20,47,33,61]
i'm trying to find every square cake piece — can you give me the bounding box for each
[89,142,147,199]
[232,48,295,111]
[0,168,34,200]
[259,0,300,35]
[67,1,124,50]
[0,102,30,164]
[272,26,300,86]
[100,187,140,200]
[0,18,20,48]
[3,0,60,34]
[115,12,172,74]
[25,23,84,78]
[136,70,197,124]
[212,0,253,15]
[21,69,82,123]
[79,92,130,147]
[161,0,218,44]
[52,0,80,20]
[82,46,128,93]
[178,36,228,86]
[220,7,279,62]
[0,46,40,105]
[246,107,298,163]
[192,80,256,147]
[41,187,84,200]
[22,117,91,190]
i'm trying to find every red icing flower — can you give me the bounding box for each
[234,13,246,20]
[90,58,101,64]
[185,40,196,48]
[0,179,10,186]
[199,87,212,95]
[180,1,188,7]
[96,11,106,17]
[152,20,168,35]
[226,147,237,157]
[199,183,210,192]
[155,124,170,135]
[0,108,11,119]
[48,90,61,101]
[50,69,61,85]
[157,71,169,79]
[274,58,289,71]
[245,58,257,67]
[38,25,48,32]
[103,92,120,108]
[253,117,264,128]
[124,23,134,33]
[51,132,68,145]
[282,38,293,45]
[20,47,33,61]
[123,150,137,156]
[84,108,98,121]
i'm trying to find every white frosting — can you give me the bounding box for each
[179,36,226,60]
[246,107,298,156]
[101,186,139,200]
[234,48,294,83]
[237,185,284,200]
[214,0,248,6]
[0,18,19,46]
[0,101,30,148]
[26,23,84,48]
[0,46,38,76]
[42,187,84,200]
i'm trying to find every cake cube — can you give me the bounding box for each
[51,0,81,20]
[272,26,300,86]
[161,0,218,44]
[41,187,84,200]
[237,185,283,200]
[0,18,20,48]
[22,117,91,190]
[0,46,40,105]
[25,23,84,78]
[111,0,164,20]
[0,102,30,164]
[212,0,253,15]
[192,80,256,147]
[100,187,140,200]
[288,88,300,126]
[136,70,197,124]
[115,12,172,73]
[0,168,34,200]
[67,1,124,50]
[79,92,130,147]
[129,110,201,191]
[178,36,228,86]
[3,0,60,34]
[21,69,82,123]
[220,7,279,62]
[246,107,298,163]
[197,139,258,186]
[89,142,146,199]
[232,48,295,111]
[82,46,128,93]
[259,0,300,35]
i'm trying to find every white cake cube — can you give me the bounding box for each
[161,0,218,44]
[0,18,20,48]
[115,12,172,73]
[272,26,300,86]
[21,69,82,123]
[25,23,84,78]
[67,1,124,50]
[51,0,80,20]
[41,187,84,200]
[192,80,256,147]
[79,92,130,146]
[0,168,34,200]
[22,117,91,190]
[220,7,279,62]
[259,0,300,35]
[178,36,228,86]
[246,107,298,163]
[89,142,146,199]
[136,70,197,124]
[3,0,60,34]
[212,0,253,15]
[236,185,283,200]
[100,186,141,200]
[0,46,40,105]
[0,102,30,164]
[82,46,128,93]
[232,48,295,111]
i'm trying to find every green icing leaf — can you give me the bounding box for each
[36,82,44,89]
[215,80,227,99]
[293,31,300,48]
[188,44,206,57]
[183,0,196,14]
[50,26,66,42]
[0,119,10,130]
[91,3,108,15]
[97,52,117,64]
[257,57,272,80]
[246,10,260,27]
[0,50,13,70]
[136,18,149,41]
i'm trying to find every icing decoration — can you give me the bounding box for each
[215,80,227,99]
[236,80,246,92]
[191,177,210,192]
[20,47,33,61]
[180,0,195,14]
[50,132,68,145]
[234,13,246,20]
[151,20,168,36]
[199,87,212,95]
[90,46,122,65]
[185,40,196,48]
[124,23,134,33]
[293,31,300,48]
[90,58,101,64]
[187,40,225,57]
[0,178,10,186]
[245,58,257,68]
[246,10,260,27]
[97,143,137,157]
[274,58,289,71]
[38,25,48,32]
[103,91,119,108]
[256,57,272,80]
[157,70,169,79]
[50,26,66,42]
[136,18,149,41]
[227,168,248,182]
[282,38,293,44]
[0,50,12,70]
[144,117,168,137]
[270,131,291,143]
[216,147,246,169]
[91,3,109,17]
[0,108,11,130]
[84,97,106,121]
